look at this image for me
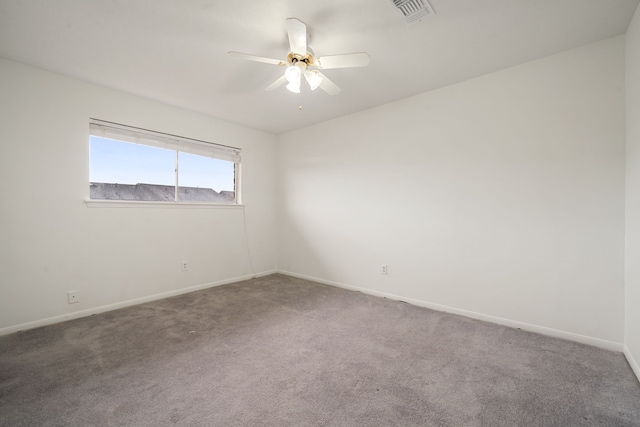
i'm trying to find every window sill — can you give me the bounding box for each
[85,200,244,209]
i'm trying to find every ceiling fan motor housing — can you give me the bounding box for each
[288,52,315,67]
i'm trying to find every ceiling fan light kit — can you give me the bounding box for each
[229,18,370,97]
[284,63,323,93]
[285,64,302,82]
[304,70,323,91]
[285,66,302,93]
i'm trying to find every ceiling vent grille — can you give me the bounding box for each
[391,0,435,22]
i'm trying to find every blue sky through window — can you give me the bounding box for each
[90,136,234,192]
[179,151,234,191]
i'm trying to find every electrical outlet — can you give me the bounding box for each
[68,290,80,304]
[381,264,388,275]
[181,261,188,271]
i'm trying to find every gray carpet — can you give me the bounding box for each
[1,274,639,426]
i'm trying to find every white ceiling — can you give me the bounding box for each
[0,0,638,134]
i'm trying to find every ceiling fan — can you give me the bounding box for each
[228,18,370,96]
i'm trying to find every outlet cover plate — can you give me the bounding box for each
[68,290,80,304]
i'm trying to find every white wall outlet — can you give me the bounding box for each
[68,290,80,304]
[181,261,188,271]
[381,264,388,275]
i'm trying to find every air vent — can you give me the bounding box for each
[391,0,435,22]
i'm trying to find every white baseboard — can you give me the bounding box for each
[278,270,623,352]
[624,345,640,383]
[3,269,626,355]
[0,270,276,336]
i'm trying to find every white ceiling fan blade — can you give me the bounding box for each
[315,52,370,69]
[317,72,341,96]
[265,75,287,91]
[228,51,286,66]
[286,18,307,55]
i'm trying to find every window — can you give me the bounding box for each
[89,119,241,204]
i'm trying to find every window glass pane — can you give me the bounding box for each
[177,152,235,204]
[90,136,176,201]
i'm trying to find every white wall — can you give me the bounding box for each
[278,37,626,349]
[0,33,631,356]
[0,58,277,333]
[625,4,640,378]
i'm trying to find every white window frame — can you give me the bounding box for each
[87,118,242,207]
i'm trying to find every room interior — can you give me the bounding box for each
[1,0,640,423]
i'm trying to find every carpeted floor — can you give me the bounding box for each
[1,274,639,426]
